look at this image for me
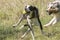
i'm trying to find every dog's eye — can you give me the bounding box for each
[57,5,59,8]
[51,7,53,8]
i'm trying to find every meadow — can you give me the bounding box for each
[0,0,60,40]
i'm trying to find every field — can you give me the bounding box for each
[0,0,60,40]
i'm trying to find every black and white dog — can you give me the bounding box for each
[13,5,43,40]
[44,0,60,27]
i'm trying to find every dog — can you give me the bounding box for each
[13,5,43,40]
[44,0,60,27]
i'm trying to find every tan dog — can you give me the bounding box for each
[44,0,60,27]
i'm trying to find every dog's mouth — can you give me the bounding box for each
[46,9,53,15]
[48,12,53,15]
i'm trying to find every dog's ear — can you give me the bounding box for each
[29,6,34,11]
[49,2,53,4]
[47,2,53,9]
[56,2,60,8]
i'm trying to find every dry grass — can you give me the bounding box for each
[0,0,60,40]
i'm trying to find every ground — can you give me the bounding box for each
[0,0,60,40]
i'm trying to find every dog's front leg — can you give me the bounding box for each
[13,15,24,27]
[21,28,30,39]
[52,18,57,25]
[27,15,35,40]
[52,16,60,25]
[44,16,56,27]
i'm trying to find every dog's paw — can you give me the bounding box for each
[12,25,16,28]
[21,35,24,39]
[43,24,49,27]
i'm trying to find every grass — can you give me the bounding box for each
[0,0,60,40]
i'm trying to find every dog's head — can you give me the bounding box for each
[46,1,60,15]
[25,5,34,13]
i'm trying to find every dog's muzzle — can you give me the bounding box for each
[46,9,53,15]
[46,8,59,15]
